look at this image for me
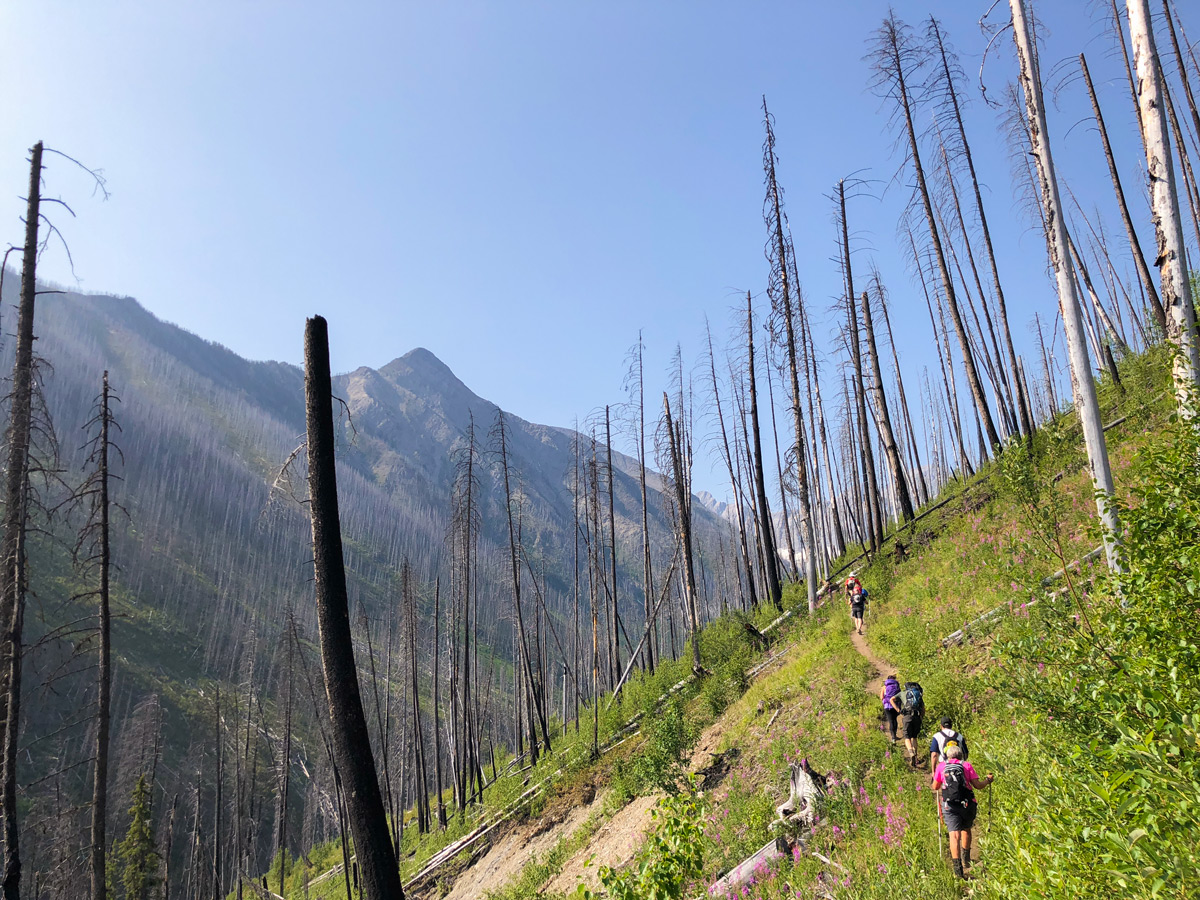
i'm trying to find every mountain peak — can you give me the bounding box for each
[380,346,458,384]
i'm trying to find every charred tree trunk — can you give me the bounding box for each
[496,411,550,761]
[303,315,403,900]
[89,371,114,900]
[874,16,1000,452]
[1080,53,1167,334]
[929,17,1034,438]
[765,337,801,572]
[1,141,43,900]
[803,305,846,557]
[704,325,758,609]
[763,99,818,612]
[861,289,914,521]
[603,407,622,680]
[432,578,446,830]
[276,613,295,897]
[878,294,929,504]
[745,295,783,609]
[662,394,703,671]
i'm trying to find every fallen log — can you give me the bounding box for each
[941,544,1105,646]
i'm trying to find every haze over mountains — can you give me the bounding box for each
[8,281,726,771]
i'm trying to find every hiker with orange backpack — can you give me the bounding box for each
[932,744,994,880]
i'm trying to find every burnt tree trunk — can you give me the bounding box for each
[662,394,703,671]
[876,16,1000,451]
[1080,53,1167,334]
[303,315,403,900]
[1,141,43,900]
[745,294,783,609]
[89,372,114,900]
[861,289,914,521]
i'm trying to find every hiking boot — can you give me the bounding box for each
[951,858,965,880]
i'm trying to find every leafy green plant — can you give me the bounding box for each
[987,404,1200,898]
[611,697,697,799]
[578,786,707,900]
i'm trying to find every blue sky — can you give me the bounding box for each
[0,1,1169,496]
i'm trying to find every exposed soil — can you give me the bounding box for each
[542,792,658,896]
[847,625,979,863]
[439,798,597,900]
[849,628,893,697]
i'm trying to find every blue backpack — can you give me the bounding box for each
[902,682,924,716]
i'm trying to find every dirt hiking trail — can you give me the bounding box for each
[433,610,919,899]
[850,628,894,697]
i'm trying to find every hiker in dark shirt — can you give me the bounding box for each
[899,680,925,768]
[932,745,994,880]
[849,583,867,635]
[929,716,968,770]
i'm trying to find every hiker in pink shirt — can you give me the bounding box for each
[932,744,994,880]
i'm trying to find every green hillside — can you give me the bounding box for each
[289,346,1197,900]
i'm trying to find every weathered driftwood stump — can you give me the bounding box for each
[707,762,826,897]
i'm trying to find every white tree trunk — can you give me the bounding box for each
[1011,0,1123,573]
[1126,0,1200,407]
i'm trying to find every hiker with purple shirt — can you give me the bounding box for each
[879,674,901,743]
[932,744,994,880]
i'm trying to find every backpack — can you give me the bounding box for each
[882,677,900,711]
[902,682,924,716]
[934,730,964,762]
[940,760,971,804]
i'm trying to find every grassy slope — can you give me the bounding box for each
[273,350,1184,900]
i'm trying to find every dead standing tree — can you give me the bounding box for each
[1125,0,1200,406]
[493,410,550,762]
[72,372,122,900]
[860,283,914,521]
[927,17,1034,438]
[871,14,1001,455]
[835,181,884,547]
[703,321,758,611]
[1008,0,1123,572]
[762,98,818,613]
[0,142,43,900]
[745,293,784,609]
[622,335,657,675]
[302,315,403,900]
[1079,52,1167,335]
[661,394,703,673]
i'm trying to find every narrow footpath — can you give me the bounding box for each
[849,628,892,697]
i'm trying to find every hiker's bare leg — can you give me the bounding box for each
[948,829,962,860]
[961,827,973,867]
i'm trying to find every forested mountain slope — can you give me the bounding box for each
[0,280,721,889]
[15,282,700,648]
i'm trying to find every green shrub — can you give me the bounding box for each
[578,787,707,900]
[986,404,1200,898]
[610,697,697,799]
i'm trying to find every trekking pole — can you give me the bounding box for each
[988,781,993,834]
[935,791,943,858]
